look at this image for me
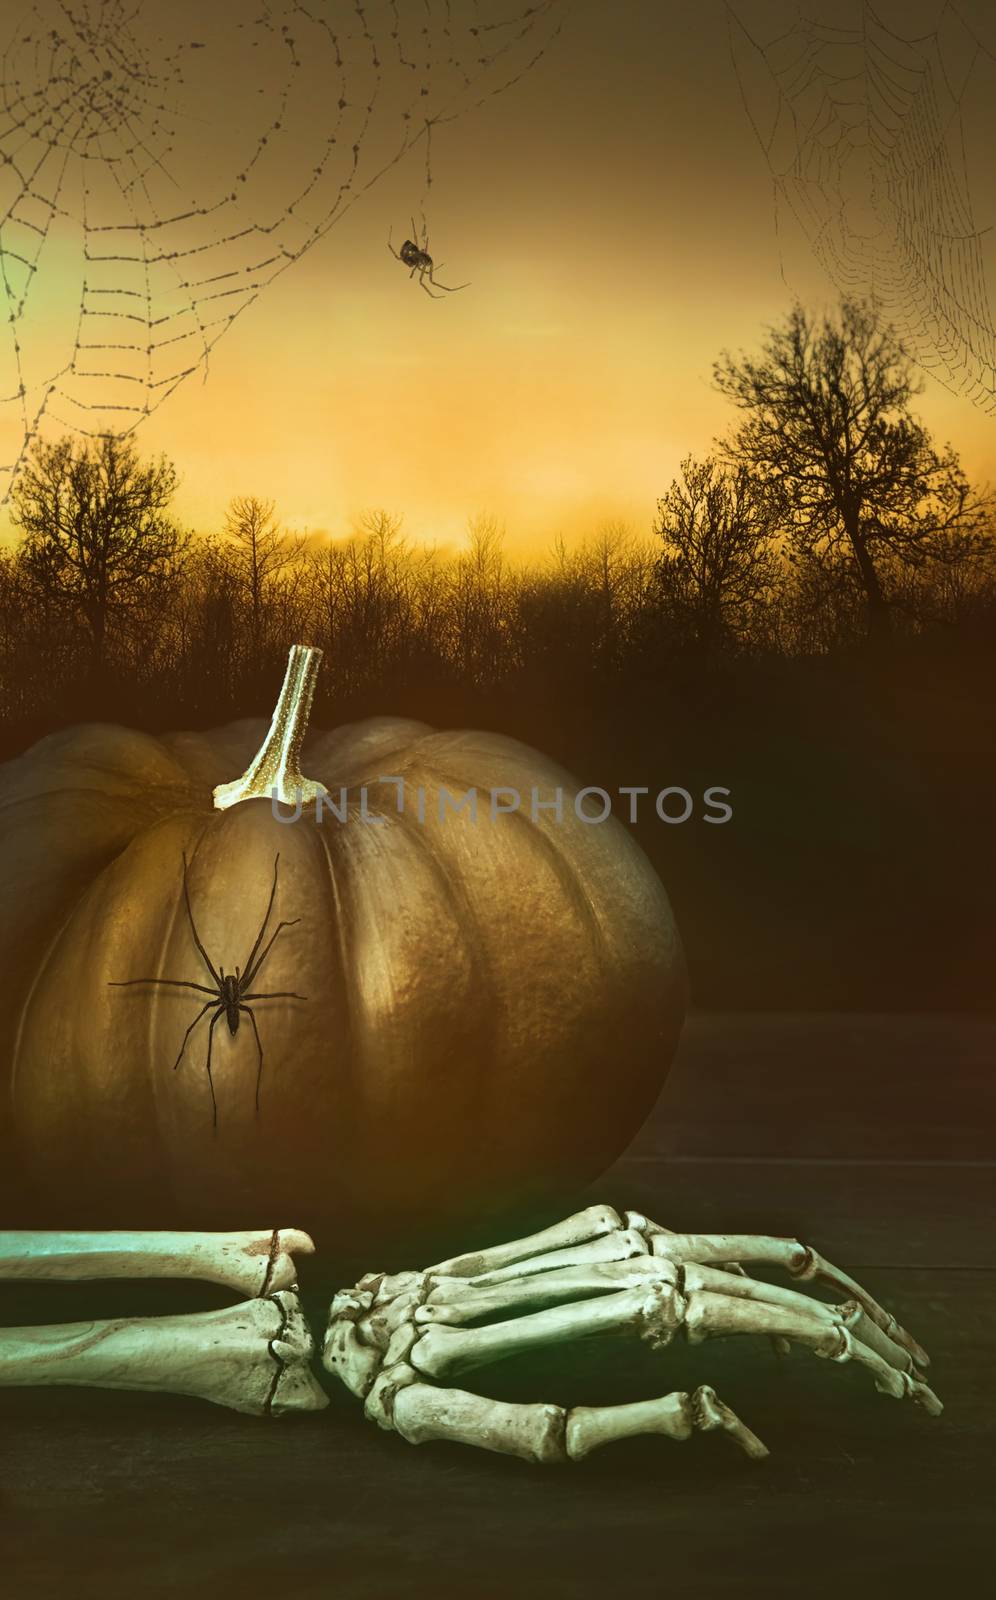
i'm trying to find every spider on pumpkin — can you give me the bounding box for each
[388,217,469,298]
[109,853,306,1128]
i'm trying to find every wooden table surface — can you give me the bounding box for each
[1,1013,993,1599]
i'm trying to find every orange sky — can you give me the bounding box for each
[2,0,995,556]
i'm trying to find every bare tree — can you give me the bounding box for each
[515,526,655,684]
[653,455,779,654]
[715,299,991,643]
[883,529,996,632]
[304,512,443,694]
[223,495,291,652]
[0,548,16,663]
[585,523,655,671]
[451,515,510,685]
[10,435,184,676]
[776,548,866,656]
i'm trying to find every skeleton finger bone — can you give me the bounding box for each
[390,1381,769,1464]
[437,1207,927,1368]
[565,1385,769,1462]
[681,1290,940,1410]
[0,1290,328,1416]
[428,1204,627,1279]
[420,1258,918,1385]
[0,1228,315,1297]
[421,1258,681,1324]
[633,1219,928,1367]
[443,1230,652,1287]
[409,1280,941,1413]
[412,1281,684,1382]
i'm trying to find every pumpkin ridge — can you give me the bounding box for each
[394,779,495,993]
[0,781,192,819]
[500,800,608,967]
[9,840,143,1109]
[176,821,227,986]
[353,751,608,967]
[391,787,497,1115]
[0,724,193,801]
[314,818,356,1107]
[413,730,579,788]
[369,746,609,966]
[141,819,218,1140]
[10,808,210,1162]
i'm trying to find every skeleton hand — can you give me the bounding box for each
[323,1205,942,1464]
[0,1212,941,1452]
[0,1228,327,1416]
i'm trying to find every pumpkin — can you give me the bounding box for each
[1,647,685,1251]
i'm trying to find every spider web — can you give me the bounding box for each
[0,0,567,499]
[727,0,996,414]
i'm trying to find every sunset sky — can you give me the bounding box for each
[2,0,995,555]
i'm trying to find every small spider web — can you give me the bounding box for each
[727,0,996,414]
[0,0,567,499]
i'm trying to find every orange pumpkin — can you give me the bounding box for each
[2,648,685,1249]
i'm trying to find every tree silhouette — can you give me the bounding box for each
[223,495,292,655]
[715,300,991,643]
[9,435,184,678]
[653,455,779,656]
[451,515,510,687]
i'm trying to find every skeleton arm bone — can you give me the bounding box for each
[0,1290,328,1416]
[0,1228,315,1296]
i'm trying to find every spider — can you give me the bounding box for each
[388,217,469,298]
[110,853,305,1129]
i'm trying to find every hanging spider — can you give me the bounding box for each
[110,853,305,1129]
[388,216,469,298]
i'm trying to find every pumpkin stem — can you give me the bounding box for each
[213,644,329,812]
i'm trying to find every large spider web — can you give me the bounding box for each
[0,0,567,498]
[727,1,996,414]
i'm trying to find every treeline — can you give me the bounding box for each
[2,296,994,743]
[2,494,995,739]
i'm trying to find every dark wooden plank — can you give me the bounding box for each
[600,1156,996,1270]
[639,1012,996,1160]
